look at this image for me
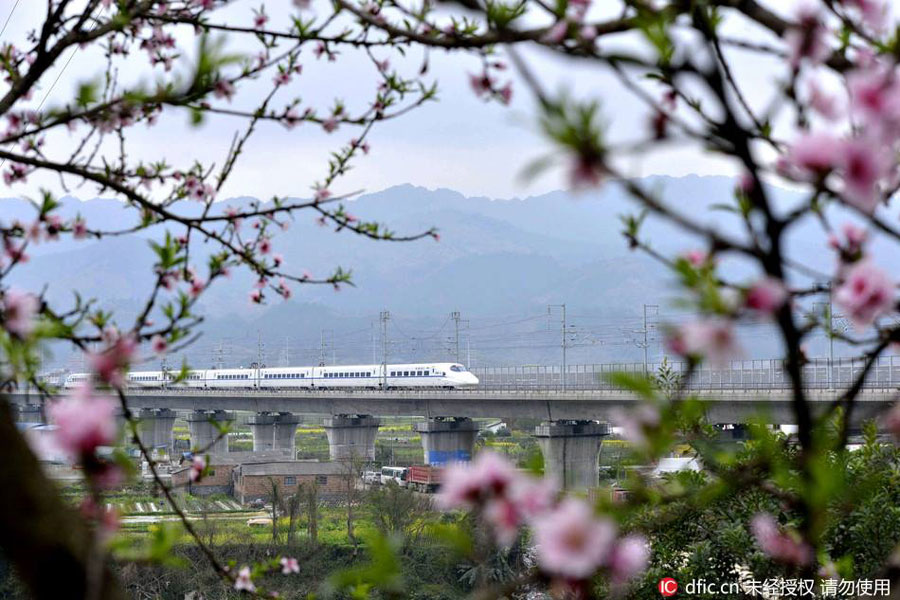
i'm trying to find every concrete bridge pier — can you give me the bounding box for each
[17,404,43,423]
[534,420,610,491]
[323,415,380,461]
[248,412,276,451]
[249,412,300,455]
[415,417,479,465]
[137,408,176,453]
[273,413,300,455]
[188,410,234,454]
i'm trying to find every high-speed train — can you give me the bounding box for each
[62,362,479,390]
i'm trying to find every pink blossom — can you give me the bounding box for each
[314,188,331,202]
[784,132,841,178]
[293,0,311,9]
[151,334,168,355]
[614,404,660,448]
[840,0,889,31]
[234,566,255,592]
[189,455,206,481]
[469,72,494,97]
[507,476,557,521]
[676,319,742,367]
[883,402,900,436]
[273,253,284,267]
[282,108,302,129]
[834,260,895,330]
[259,237,271,254]
[49,384,118,457]
[2,288,39,338]
[580,25,598,41]
[278,278,292,300]
[253,12,269,29]
[436,451,519,510]
[839,138,889,212]
[568,154,605,188]
[751,513,812,566]
[806,80,841,120]
[72,217,88,239]
[829,222,868,255]
[682,249,708,267]
[847,64,900,137]
[609,534,650,583]
[3,162,28,185]
[213,79,235,101]
[542,20,569,44]
[322,117,338,133]
[189,278,205,298]
[783,6,830,67]
[250,289,263,304]
[483,498,521,546]
[273,71,291,86]
[280,556,300,574]
[497,82,513,105]
[745,277,788,314]
[89,333,137,387]
[533,498,617,580]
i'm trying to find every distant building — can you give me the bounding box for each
[651,457,702,478]
[232,461,347,504]
[170,451,292,496]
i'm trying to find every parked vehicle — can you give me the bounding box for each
[407,465,442,493]
[380,466,408,486]
[361,470,380,485]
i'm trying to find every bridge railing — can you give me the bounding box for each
[470,357,900,391]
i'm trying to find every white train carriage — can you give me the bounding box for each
[63,372,93,389]
[206,368,257,389]
[259,367,314,389]
[63,361,479,391]
[168,370,207,388]
[126,370,169,388]
[378,363,478,389]
[313,364,381,389]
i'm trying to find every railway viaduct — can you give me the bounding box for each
[9,386,898,490]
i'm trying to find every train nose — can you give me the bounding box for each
[465,373,479,385]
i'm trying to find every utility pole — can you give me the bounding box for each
[279,336,290,367]
[451,311,461,363]
[548,304,567,390]
[371,322,377,364]
[380,310,391,389]
[631,304,659,374]
[319,330,332,367]
[256,330,265,368]
[814,295,847,389]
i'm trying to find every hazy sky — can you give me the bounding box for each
[1,0,837,200]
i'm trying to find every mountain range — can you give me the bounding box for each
[1,175,874,370]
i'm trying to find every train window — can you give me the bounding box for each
[450,365,466,372]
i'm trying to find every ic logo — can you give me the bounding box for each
[658,578,678,597]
